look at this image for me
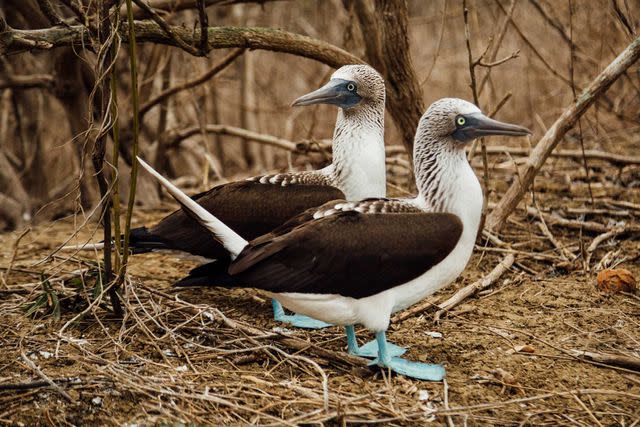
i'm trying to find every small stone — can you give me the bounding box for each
[597,268,636,293]
[175,365,188,372]
[418,390,430,401]
[91,396,102,406]
[425,331,443,339]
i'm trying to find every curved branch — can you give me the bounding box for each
[486,35,640,233]
[163,124,300,152]
[2,21,363,68]
[0,74,54,90]
[139,48,244,118]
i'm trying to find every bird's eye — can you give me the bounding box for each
[347,83,356,92]
[456,116,466,126]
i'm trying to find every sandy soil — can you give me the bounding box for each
[1,173,639,425]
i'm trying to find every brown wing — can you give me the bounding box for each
[130,179,344,259]
[227,211,463,299]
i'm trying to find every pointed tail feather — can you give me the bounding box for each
[173,260,237,287]
[136,156,248,259]
[61,228,162,254]
[127,227,170,254]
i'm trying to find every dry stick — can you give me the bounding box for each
[131,0,200,55]
[494,0,571,87]
[92,4,121,317]
[523,201,640,234]
[0,74,54,90]
[479,146,640,165]
[477,0,519,95]
[569,350,640,373]
[433,254,514,322]
[435,388,640,415]
[486,35,640,233]
[20,354,72,402]
[35,0,67,26]
[196,0,208,55]
[571,392,604,427]
[584,227,626,269]
[462,1,490,237]
[120,0,141,282]
[164,124,299,152]
[0,227,30,288]
[443,379,455,427]
[136,283,368,368]
[139,48,244,118]
[536,222,572,262]
[568,0,594,205]
[127,0,288,18]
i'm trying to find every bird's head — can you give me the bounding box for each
[419,98,531,147]
[291,64,385,111]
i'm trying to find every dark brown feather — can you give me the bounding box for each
[225,211,463,299]
[131,179,344,259]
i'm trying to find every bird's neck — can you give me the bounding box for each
[327,102,387,200]
[413,135,483,245]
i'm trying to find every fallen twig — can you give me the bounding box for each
[569,350,640,372]
[434,254,515,322]
[20,354,73,402]
[487,35,640,233]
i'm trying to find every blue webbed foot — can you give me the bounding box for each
[368,357,446,381]
[368,330,445,381]
[272,299,332,329]
[353,339,406,358]
[276,313,333,329]
[345,325,406,358]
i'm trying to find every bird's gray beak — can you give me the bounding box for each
[467,114,531,138]
[291,80,344,107]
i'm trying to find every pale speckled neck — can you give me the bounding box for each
[328,101,387,201]
[413,130,483,244]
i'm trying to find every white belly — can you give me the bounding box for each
[271,237,475,332]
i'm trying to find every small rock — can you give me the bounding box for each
[91,396,102,406]
[175,365,188,372]
[39,351,53,359]
[597,268,636,293]
[425,331,443,339]
[418,390,430,401]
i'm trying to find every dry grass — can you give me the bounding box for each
[1,148,639,425]
[1,0,640,425]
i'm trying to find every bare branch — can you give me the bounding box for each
[486,35,640,233]
[139,48,243,118]
[35,0,67,26]
[197,0,208,55]
[132,0,201,55]
[128,0,288,19]
[477,49,520,67]
[163,124,299,152]
[2,22,362,68]
[433,253,515,322]
[0,74,54,90]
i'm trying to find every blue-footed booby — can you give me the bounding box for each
[128,65,388,331]
[136,98,530,380]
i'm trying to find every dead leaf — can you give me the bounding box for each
[596,269,636,293]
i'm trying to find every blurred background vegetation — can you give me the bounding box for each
[0,0,637,231]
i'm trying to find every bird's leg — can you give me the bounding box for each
[346,325,405,358]
[369,331,446,381]
[271,298,333,329]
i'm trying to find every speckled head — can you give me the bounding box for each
[417,98,531,146]
[291,64,385,110]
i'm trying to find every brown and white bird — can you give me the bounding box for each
[79,65,388,330]
[137,98,530,380]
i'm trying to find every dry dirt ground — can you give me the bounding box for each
[1,164,639,426]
